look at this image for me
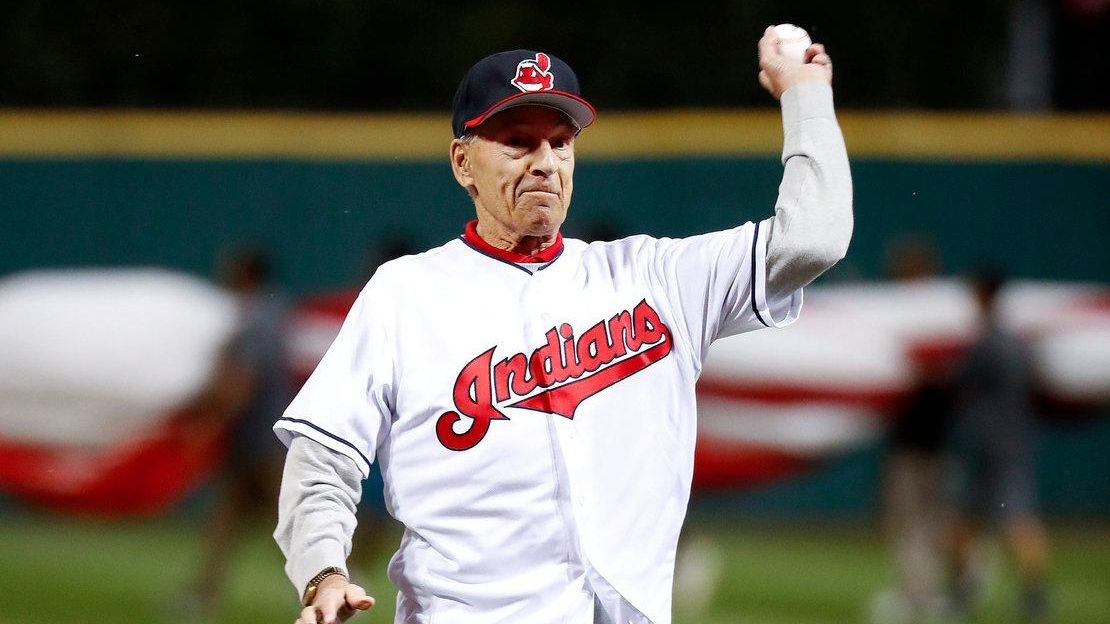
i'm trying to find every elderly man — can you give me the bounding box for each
[274,27,851,624]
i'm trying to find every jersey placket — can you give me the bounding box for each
[521,259,602,601]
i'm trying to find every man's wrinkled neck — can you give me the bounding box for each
[474,214,560,258]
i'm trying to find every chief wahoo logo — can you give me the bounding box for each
[511,52,554,93]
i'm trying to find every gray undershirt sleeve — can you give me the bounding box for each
[765,81,854,297]
[275,434,364,597]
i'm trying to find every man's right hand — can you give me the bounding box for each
[296,575,375,624]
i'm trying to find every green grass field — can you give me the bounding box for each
[1,514,1107,624]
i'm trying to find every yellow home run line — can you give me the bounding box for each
[1,109,1107,162]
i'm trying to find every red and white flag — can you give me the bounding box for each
[1,271,1107,514]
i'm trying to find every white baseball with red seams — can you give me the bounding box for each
[774,23,812,63]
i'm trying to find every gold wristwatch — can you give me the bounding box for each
[302,566,347,606]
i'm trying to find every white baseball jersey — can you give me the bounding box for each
[274,218,802,624]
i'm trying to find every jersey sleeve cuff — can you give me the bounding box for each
[274,418,373,479]
[288,545,350,602]
[751,218,803,328]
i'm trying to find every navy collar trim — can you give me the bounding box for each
[459,235,564,276]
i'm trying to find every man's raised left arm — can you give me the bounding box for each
[756,26,853,297]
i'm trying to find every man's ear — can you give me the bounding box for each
[450,139,474,192]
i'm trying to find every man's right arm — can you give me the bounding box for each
[276,435,373,622]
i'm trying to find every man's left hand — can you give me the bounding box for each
[757,25,833,100]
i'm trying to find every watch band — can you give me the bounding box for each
[302,566,347,606]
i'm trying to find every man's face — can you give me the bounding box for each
[451,106,577,238]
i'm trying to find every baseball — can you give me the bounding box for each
[773,23,811,63]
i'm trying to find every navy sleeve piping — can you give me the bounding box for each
[750,221,771,328]
[277,417,372,468]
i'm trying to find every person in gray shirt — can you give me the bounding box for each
[948,269,1051,623]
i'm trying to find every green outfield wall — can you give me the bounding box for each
[2,158,1107,290]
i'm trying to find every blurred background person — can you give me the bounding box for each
[947,269,1052,623]
[874,236,956,623]
[184,246,293,621]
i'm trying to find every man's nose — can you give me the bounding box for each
[530,141,557,177]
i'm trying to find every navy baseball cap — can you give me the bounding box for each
[451,49,596,138]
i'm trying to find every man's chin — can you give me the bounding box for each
[515,204,566,235]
